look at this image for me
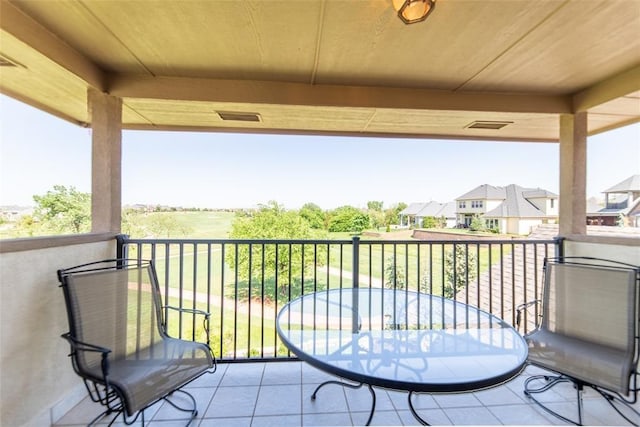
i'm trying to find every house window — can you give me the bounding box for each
[458,201,466,209]
[486,219,499,229]
[471,200,484,208]
[550,199,555,208]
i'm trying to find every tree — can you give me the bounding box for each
[384,256,406,290]
[32,185,91,234]
[384,203,407,228]
[444,245,478,298]
[367,201,383,211]
[121,208,146,237]
[227,201,327,302]
[13,214,38,237]
[299,203,326,229]
[421,216,438,229]
[147,213,192,238]
[469,214,486,232]
[327,206,370,233]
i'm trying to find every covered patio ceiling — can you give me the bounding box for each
[0,0,639,142]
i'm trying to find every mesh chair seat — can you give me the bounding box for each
[82,338,212,416]
[526,329,632,394]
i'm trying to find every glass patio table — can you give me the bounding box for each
[276,288,528,425]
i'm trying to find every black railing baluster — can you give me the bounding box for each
[261,243,265,359]
[192,243,198,340]
[488,243,493,315]
[248,243,253,356]
[352,236,359,334]
[220,243,225,358]
[500,243,504,320]
[233,244,239,359]
[178,243,185,338]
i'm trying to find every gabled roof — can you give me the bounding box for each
[522,189,558,199]
[415,201,456,219]
[400,203,427,216]
[485,185,546,218]
[604,175,640,193]
[456,184,506,201]
[586,198,603,214]
[438,201,457,218]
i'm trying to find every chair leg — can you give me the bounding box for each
[576,382,584,426]
[593,387,640,425]
[162,389,199,426]
[524,374,583,425]
[525,374,640,425]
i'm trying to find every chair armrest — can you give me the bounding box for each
[61,332,112,379]
[163,305,211,346]
[516,300,541,332]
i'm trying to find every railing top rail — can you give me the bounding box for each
[357,239,559,245]
[121,237,354,245]
[120,236,559,245]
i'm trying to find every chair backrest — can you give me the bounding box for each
[59,260,166,374]
[541,257,639,354]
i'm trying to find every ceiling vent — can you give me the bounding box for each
[217,111,261,122]
[465,120,513,130]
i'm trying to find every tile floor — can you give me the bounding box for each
[53,361,639,426]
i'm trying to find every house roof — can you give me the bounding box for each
[0,1,638,142]
[456,184,506,201]
[438,201,457,218]
[400,203,427,216]
[603,175,640,193]
[586,198,603,214]
[485,184,547,218]
[522,189,558,199]
[415,201,456,219]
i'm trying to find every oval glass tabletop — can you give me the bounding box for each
[276,288,528,393]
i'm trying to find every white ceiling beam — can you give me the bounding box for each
[0,1,106,91]
[108,74,573,115]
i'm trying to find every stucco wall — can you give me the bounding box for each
[565,240,640,266]
[0,241,115,427]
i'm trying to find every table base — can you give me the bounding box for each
[311,380,430,426]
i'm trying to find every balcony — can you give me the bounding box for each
[29,235,632,425]
[2,233,639,426]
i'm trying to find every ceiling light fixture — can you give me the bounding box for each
[392,0,435,24]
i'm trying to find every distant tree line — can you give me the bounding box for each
[3,185,408,239]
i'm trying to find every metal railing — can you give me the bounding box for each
[117,235,560,362]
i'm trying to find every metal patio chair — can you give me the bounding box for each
[517,256,640,425]
[57,259,216,426]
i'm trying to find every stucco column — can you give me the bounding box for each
[88,88,122,233]
[559,112,587,236]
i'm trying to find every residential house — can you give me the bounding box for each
[456,184,558,235]
[587,174,640,227]
[399,201,456,228]
[398,202,427,227]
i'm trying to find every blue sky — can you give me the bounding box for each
[1,94,638,210]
